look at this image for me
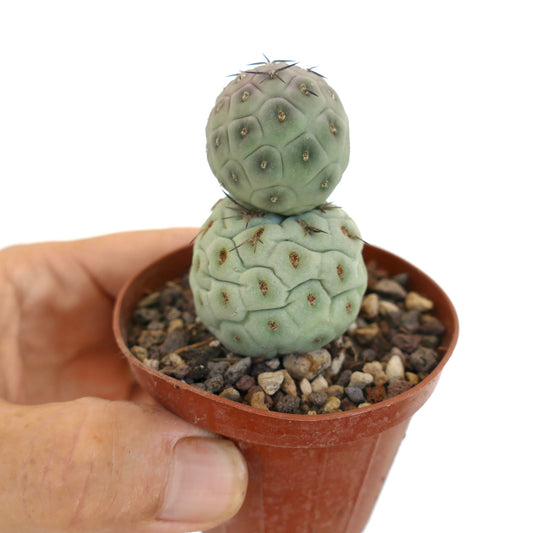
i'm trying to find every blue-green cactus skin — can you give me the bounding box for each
[189,198,367,358]
[205,63,350,215]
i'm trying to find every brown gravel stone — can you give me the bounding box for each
[387,379,414,398]
[365,385,387,404]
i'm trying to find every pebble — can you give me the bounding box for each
[373,279,407,300]
[345,386,366,404]
[365,384,387,404]
[360,293,379,319]
[405,371,420,385]
[283,349,331,381]
[225,357,252,384]
[405,291,434,311]
[258,371,285,396]
[166,307,181,322]
[299,378,313,396]
[385,354,405,382]
[322,396,341,413]
[173,363,191,379]
[208,361,230,377]
[378,300,401,317]
[280,370,297,396]
[340,398,357,411]
[349,371,374,389]
[419,316,446,335]
[275,395,301,414]
[330,351,346,376]
[400,310,421,333]
[362,361,387,386]
[265,358,281,370]
[337,369,353,388]
[392,333,422,353]
[311,375,329,393]
[143,358,159,370]
[133,307,160,325]
[147,320,165,331]
[235,374,256,392]
[205,374,225,394]
[159,328,188,355]
[131,345,148,361]
[250,390,269,410]
[308,391,328,407]
[387,379,413,398]
[326,385,345,399]
[409,347,438,374]
[137,329,165,348]
[219,387,241,402]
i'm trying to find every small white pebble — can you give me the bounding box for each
[311,375,329,393]
[299,378,313,396]
[330,351,346,376]
[386,354,405,382]
[258,371,285,395]
[143,358,159,370]
[265,357,281,370]
[349,371,374,388]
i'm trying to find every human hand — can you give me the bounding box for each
[0,229,247,533]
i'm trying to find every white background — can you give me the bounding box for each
[1,1,532,532]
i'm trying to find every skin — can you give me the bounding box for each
[0,228,248,533]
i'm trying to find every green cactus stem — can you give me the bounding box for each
[189,197,367,358]
[205,62,350,215]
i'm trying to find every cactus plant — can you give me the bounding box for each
[190,59,367,358]
[189,197,367,357]
[206,61,350,216]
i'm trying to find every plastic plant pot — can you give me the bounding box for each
[113,243,459,533]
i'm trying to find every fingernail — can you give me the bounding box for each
[159,437,247,523]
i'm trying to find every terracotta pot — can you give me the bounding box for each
[113,243,459,533]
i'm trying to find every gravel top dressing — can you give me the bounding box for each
[126,259,446,415]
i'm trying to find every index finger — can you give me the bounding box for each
[71,227,198,298]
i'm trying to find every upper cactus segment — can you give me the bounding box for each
[206,61,350,215]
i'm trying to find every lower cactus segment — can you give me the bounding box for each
[189,197,368,358]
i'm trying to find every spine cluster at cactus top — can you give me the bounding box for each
[189,60,367,358]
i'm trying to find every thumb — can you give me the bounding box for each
[0,397,247,533]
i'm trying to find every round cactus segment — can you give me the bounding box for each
[206,62,350,215]
[189,197,367,358]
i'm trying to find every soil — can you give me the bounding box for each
[126,259,447,415]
